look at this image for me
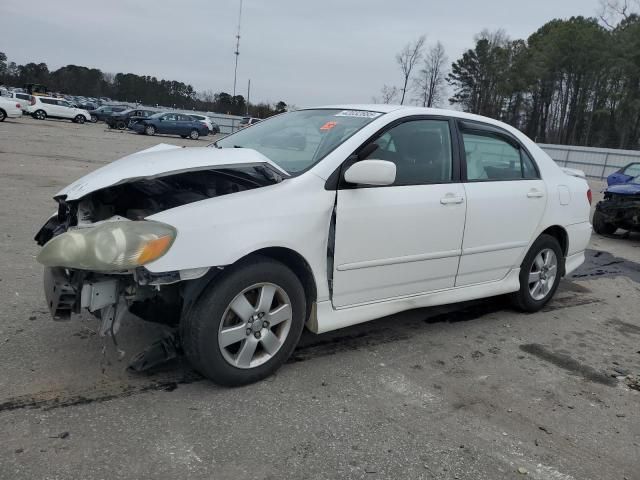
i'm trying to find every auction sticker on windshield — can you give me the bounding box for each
[334,110,382,118]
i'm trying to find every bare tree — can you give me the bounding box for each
[413,41,448,107]
[372,84,399,104]
[396,35,426,105]
[599,0,639,28]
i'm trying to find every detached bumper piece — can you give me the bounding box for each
[44,268,78,320]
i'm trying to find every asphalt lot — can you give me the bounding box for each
[1,116,639,480]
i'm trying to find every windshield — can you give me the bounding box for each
[215,109,382,174]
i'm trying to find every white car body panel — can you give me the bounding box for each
[41,104,592,335]
[57,144,289,201]
[332,183,466,307]
[0,97,24,118]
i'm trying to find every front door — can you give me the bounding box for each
[332,118,466,308]
[456,122,547,286]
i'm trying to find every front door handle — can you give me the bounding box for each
[527,189,544,198]
[440,195,464,205]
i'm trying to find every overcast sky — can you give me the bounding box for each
[2,0,600,107]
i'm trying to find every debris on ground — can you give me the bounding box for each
[517,467,529,474]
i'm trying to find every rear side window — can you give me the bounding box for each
[462,132,538,181]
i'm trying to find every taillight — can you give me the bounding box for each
[16,103,21,109]
[31,97,36,105]
[587,189,592,205]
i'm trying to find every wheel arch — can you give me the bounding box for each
[181,246,318,324]
[536,225,569,277]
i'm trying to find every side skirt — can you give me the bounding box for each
[309,268,521,334]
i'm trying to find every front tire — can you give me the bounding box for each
[33,109,46,120]
[182,257,306,386]
[592,209,617,235]
[145,125,156,136]
[90,114,98,123]
[116,120,126,130]
[74,115,85,124]
[0,109,6,122]
[511,234,563,312]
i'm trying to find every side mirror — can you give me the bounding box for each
[344,160,396,186]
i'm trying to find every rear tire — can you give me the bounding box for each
[511,234,563,312]
[116,120,126,130]
[74,115,85,124]
[182,256,306,386]
[0,109,6,122]
[145,125,156,136]
[592,209,617,235]
[189,129,199,140]
[33,109,46,120]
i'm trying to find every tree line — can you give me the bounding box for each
[378,1,640,150]
[0,53,287,118]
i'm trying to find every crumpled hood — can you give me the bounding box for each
[606,182,640,195]
[56,144,289,201]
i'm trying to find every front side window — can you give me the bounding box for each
[462,132,538,181]
[215,109,382,174]
[364,119,453,185]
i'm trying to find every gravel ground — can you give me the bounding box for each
[0,116,639,480]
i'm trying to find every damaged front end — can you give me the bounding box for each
[595,191,640,233]
[34,146,286,369]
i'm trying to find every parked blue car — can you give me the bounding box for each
[131,112,209,140]
[607,162,640,186]
[593,175,640,235]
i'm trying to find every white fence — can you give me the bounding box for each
[539,143,640,180]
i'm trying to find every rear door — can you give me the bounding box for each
[177,114,195,134]
[456,120,546,286]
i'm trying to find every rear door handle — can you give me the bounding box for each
[440,195,464,205]
[527,189,544,198]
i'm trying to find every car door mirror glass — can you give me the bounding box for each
[344,160,396,186]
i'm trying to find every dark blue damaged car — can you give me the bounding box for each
[593,176,640,235]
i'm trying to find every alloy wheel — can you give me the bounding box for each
[528,248,558,301]
[218,282,293,369]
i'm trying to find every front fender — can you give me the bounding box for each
[145,173,335,300]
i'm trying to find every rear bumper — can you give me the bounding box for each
[566,221,592,256]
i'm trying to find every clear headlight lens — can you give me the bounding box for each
[37,221,176,271]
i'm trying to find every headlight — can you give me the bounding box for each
[37,221,176,271]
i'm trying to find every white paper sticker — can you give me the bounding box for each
[334,110,382,118]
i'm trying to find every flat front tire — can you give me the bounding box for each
[592,209,617,235]
[511,234,563,312]
[182,257,306,386]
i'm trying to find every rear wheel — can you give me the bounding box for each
[511,234,563,312]
[33,109,46,120]
[592,210,617,235]
[145,125,156,136]
[0,109,6,122]
[116,120,126,130]
[189,129,199,140]
[74,115,85,124]
[182,257,306,386]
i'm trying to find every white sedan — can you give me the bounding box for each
[0,96,24,121]
[34,105,592,385]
